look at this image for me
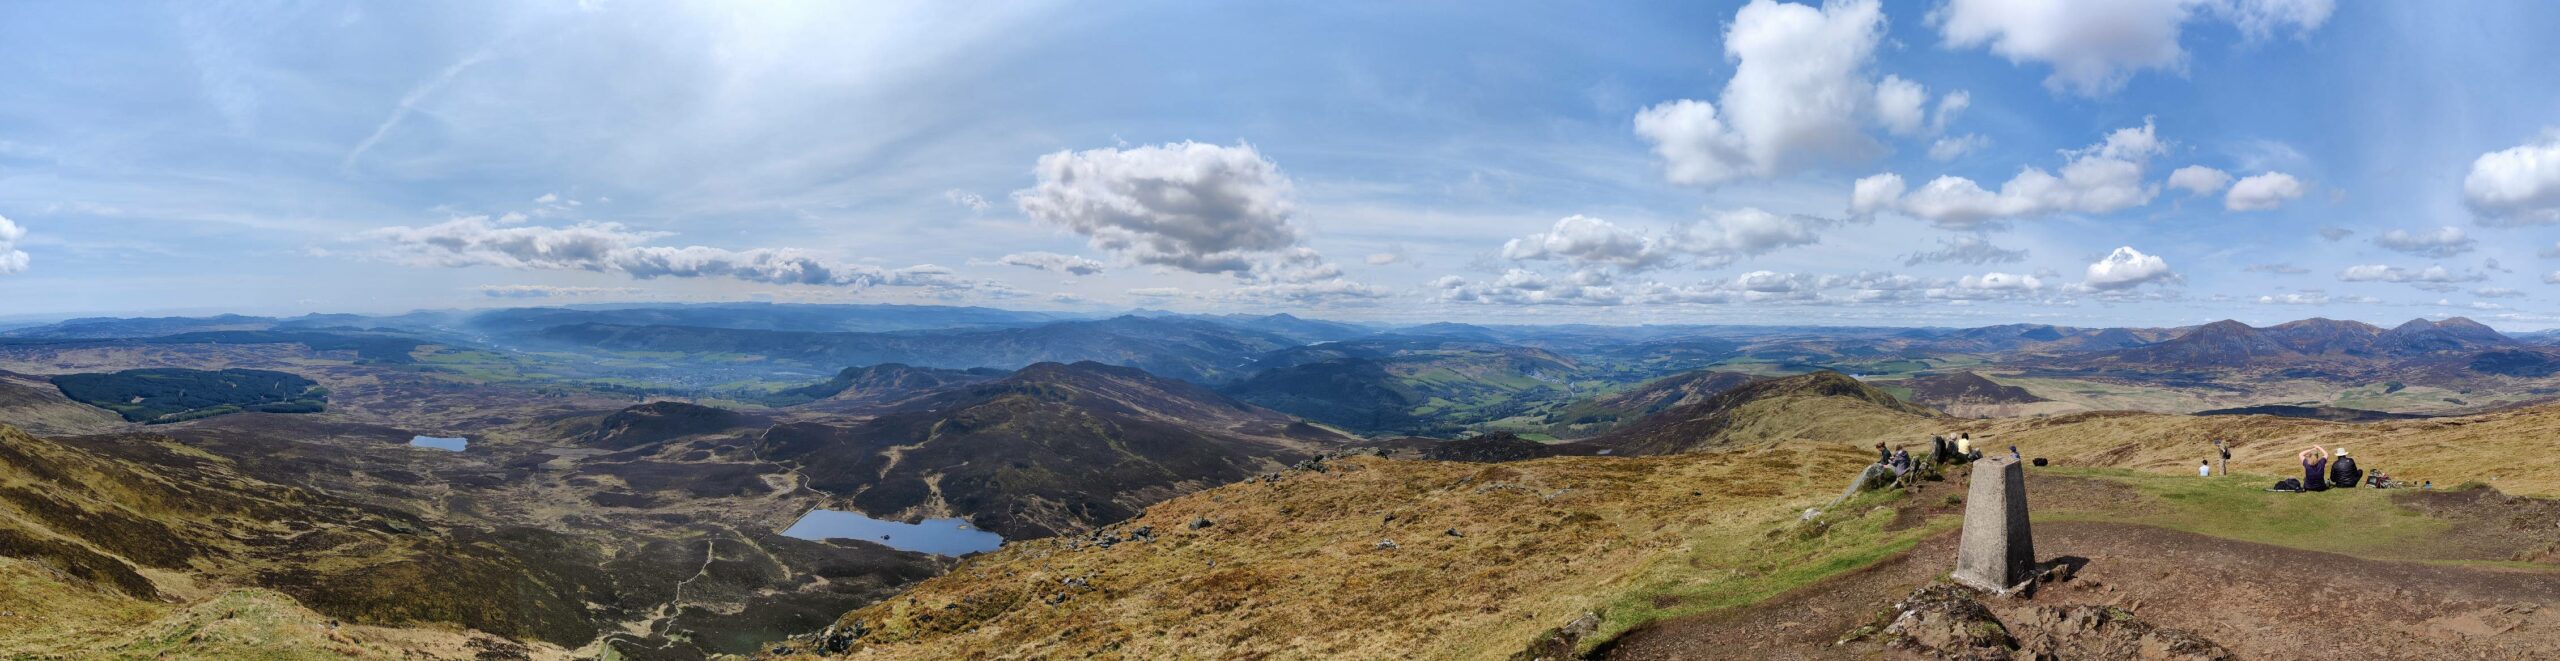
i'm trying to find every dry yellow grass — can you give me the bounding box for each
[1936,402,2560,497]
[790,440,1911,660]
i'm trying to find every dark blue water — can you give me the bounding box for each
[781,508,1004,556]
[409,435,467,452]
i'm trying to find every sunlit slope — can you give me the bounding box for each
[1941,402,2560,497]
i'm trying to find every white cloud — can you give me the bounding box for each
[369,216,961,288]
[2463,129,2560,226]
[1365,252,1403,266]
[1902,234,2027,266]
[2257,292,2328,305]
[1927,134,1989,161]
[1932,90,1971,134]
[943,189,992,213]
[2372,227,2476,258]
[1502,215,1675,271]
[2166,165,2231,195]
[996,251,1105,276]
[1959,272,2043,290]
[1636,0,1958,186]
[1679,208,1837,267]
[1501,209,1835,273]
[478,285,639,299]
[2224,171,2305,211]
[2473,287,2525,299]
[2337,264,2486,284]
[1875,75,1929,136]
[1934,0,2334,96]
[2081,246,2177,290]
[1014,141,1302,274]
[0,216,26,275]
[2242,263,2308,274]
[1853,119,2166,229]
[2546,271,2560,285]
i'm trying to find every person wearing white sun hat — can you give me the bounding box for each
[2329,447,2362,489]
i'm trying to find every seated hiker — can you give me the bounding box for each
[1875,441,1890,465]
[1953,433,1977,462]
[2298,445,2331,492]
[1930,435,1951,463]
[2007,445,2021,462]
[1888,446,1913,474]
[2329,447,2363,489]
[2199,460,2212,477]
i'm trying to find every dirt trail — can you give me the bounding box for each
[1601,519,2560,660]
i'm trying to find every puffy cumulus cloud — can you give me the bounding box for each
[2224,171,2304,211]
[1851,120,2166,228]
[369,217,957,289]
[1902,234,2027,266]
[2337,264,2487,284]
[0,215,26,275]
[477,285,639,299]
[2080,246,2178,290]
[1014,141,1302,274]
[1681,208,1839,267]
[995,251,1105,276]
[2462,130,2560,226]
[2372,227,2476,258]
[1502,215,1674,271]
[1875,75,1930,136]
[1934,0,2334,96]
[1434,269,1629,307]
[1634,0,1967,186]
[2166,165,2231,195]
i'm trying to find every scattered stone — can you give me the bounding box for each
[1801,507,1823,521]
[1883,585,2011,658]
[1509,611,1602,661]
[1833,463,1897,504]
[1188,517,1214,530]
[1445,527,1464,538]
[1129,526,1155,542]
[1375,539,1399,550]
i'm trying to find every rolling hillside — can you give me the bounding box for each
[755,361,1349,538]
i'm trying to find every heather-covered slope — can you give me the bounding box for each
[1590,371,1940,455]
[756,361,1348,538]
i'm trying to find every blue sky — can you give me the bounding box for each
[3,0,2559,329]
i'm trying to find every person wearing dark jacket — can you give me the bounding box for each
[2299,445,2331,492]
[2329,448,2362,489]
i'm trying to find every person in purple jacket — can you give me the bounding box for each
[2297,445,2330,492]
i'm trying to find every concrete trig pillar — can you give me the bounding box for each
[1953,457,2035,592]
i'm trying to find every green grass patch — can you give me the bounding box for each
[1586,489,1948,652]
[2034,467,2453,558]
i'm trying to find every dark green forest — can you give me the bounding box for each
[51,368,327,423]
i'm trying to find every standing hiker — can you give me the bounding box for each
[2212,439,2231,476]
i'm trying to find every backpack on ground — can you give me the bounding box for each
[2272,478,2301,492]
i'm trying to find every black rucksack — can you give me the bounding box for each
[2273,478,2301,491]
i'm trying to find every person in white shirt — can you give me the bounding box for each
[2199,460,2212,477]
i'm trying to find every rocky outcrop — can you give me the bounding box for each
[1882,585,2231,660]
